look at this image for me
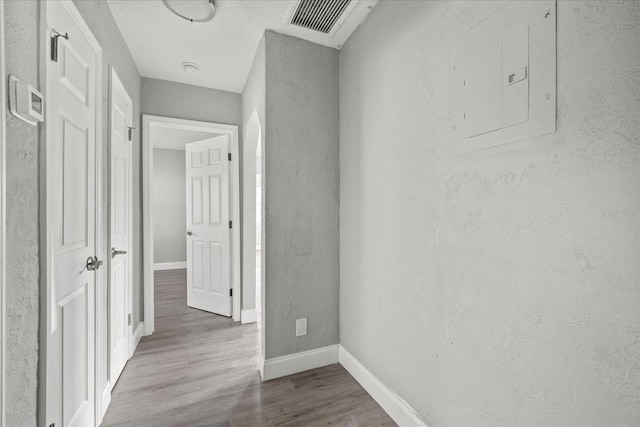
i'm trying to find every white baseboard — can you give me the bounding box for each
[144,321,154,337]
[261,344,339,381]
[153,261,186,271]
[339,345,428,427]
[258,356,265,380]
[102,321,145,422]
[130,321,145,358]
[241,308,257,324]
[100,382,112,424]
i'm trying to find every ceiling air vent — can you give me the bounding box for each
[289,0,353,34]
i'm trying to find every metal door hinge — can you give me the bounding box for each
[128,313,132,326]
[228,153,232,161]
[229,220,232,229]
[50,29,69,62]
[128,126,136,141]
[229,289,233,297]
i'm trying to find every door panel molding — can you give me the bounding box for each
[142,115,240,335]
[185,137,232,316]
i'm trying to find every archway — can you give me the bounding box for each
[241,109,264,350]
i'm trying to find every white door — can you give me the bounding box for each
[45,1,101,426]
[186,136,232,316]
[109,71,133,386]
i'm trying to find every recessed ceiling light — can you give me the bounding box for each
[162,0,216,23]
[182,62,199,74]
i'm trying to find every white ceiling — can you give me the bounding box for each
[107,0,377,93]
[153,127,221,150]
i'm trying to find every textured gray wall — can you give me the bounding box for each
[142,77,241,126]
[153,149,186,263]
[4,1,142,423]
[339,1,640,425]
[263,31,340,359]
[5,1,39,424]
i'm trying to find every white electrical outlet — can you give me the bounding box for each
[296,318,307,337]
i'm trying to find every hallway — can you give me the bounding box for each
[102,269,395,426]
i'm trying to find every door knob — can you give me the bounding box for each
[86,256,103,271]
[111,247,127,258]
[186,230,193,236]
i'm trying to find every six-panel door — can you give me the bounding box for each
[47,1,99,425]
[185,136,232,317]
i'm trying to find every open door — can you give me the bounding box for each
[185,136,232,316]
[109,70,133,388]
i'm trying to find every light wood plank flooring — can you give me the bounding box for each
[102,269,395,426]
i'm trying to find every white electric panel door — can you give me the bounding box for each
[463,39,503,138]
[502,24,530,128]
[451,0,556,153]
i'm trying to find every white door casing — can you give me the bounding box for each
[108,70,133,391]
[44,1,103,426]
[0,1,6,423]
[142,115,240,334]
[186,137,232,316]
[241,110,262,325]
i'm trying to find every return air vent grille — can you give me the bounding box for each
[290,0,353,34]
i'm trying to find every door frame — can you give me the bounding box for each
[142,115,240,334]
[41,0,104,424]
[0,1,7,423]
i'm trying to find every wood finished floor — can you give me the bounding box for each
[101,269,395,427]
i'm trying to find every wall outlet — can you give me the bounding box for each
[296,318,307,337]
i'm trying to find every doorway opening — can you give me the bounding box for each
[142,115,240,334]
[255,147,262,325]
[241,110,264,359]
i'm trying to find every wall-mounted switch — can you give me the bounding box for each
[9,75,44,126]
[296,318,307,337]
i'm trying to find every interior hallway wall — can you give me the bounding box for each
[142,77,241,126]
[4,0,142,424]
[339,1,640,425]
[263,31,340,359]
[4,2,39,424]
[153,149,186,264]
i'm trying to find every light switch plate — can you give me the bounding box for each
[296,318,307,337]
[450,0,556,153]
